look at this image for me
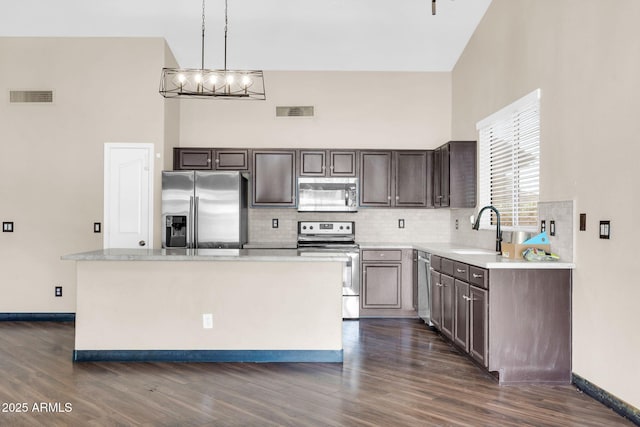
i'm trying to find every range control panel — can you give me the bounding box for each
[298,221,355,235]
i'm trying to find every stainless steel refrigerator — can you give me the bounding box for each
[162,171,248,249]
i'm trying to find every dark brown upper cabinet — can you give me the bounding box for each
[394,151,432,208]
[215,149,250,171]
[299,150,357,177]
[360,150,433,208]
[252,150,296,207]
[433,141,476,208]
[173,148,249,171]
[173,148,213,170]
[359,151,393,207]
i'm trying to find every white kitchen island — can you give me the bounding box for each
[62,249,346,363]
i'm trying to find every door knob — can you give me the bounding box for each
[139,240,146,246]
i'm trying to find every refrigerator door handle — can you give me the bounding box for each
[189,196,195,249]
[194,196,199,249]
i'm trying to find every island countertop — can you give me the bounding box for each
[62,248,350,262]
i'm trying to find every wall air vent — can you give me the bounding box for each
[276,106,314,117]
[9,90,54,103]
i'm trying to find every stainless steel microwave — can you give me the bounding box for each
[297,177,358,212]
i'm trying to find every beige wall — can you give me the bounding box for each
[452,0,640,409]
[0,37,175,312]
[179,71,451,150]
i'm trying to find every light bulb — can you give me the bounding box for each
[226,74,235,85]
[209,75,218,85]
[177,74,186,84]
[241,75,251,87]
[194,73,203,83]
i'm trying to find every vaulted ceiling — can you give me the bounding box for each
[1,0,492,71]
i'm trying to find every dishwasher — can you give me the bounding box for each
[416,251,432,326]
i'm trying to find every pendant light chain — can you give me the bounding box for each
[201,0,206,69]
[224,0,228,71]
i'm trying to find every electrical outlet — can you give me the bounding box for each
[272,218,279,229]
[2,222,14,232]
[540,220,546,233]
[455,219,459,230]
[398,219,405,229]
[55,286,62,297]
[202,313,213,329]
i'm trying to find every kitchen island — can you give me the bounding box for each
[63,249,347,363]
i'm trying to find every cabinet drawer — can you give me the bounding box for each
[469,266,489,289]
[453,262,469,281]
[440,258,454,276]
[431,255,441,272]
[362,249,402,262]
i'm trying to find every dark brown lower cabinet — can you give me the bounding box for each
[453,279,470,351]
[361,264,401,309]
[469,285,488,366]
[429,254,571,384]
[430,269,442,330]
[360,248,416,318]
[440,274,454,340]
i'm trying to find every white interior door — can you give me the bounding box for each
[104,143,154,249]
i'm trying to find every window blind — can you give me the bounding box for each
[476,89,540,231]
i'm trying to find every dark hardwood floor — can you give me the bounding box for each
[0,319,633,426]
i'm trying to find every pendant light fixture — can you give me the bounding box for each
[159,0,266,100]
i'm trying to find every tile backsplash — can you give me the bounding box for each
[449,201,575,262]
[248,208,451,244]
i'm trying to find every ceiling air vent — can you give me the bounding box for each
[9,90,54,103]
[276,106,314,117]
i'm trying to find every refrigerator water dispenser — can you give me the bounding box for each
[165,215,187,247]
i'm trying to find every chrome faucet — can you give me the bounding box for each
[472,205,502,253]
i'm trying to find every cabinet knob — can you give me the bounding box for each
[207,158,212,163]
[138,240,146,247]
[215,158,219,163]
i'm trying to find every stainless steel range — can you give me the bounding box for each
[297,221,359,319]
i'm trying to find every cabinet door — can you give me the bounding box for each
[440,274,454,339]
[329,151,357,176]
[430,269,442,330]
[469,286,488,367]
[300,150,326,176]
[252,151,296,206]
[449,141,477,208]
[360,151,392,207]
[394,151,428,207]
[439,144,450,207]
[361,263,401,308]
[174,148,213,170]
[453,279,470,351]
[215,149,249,170]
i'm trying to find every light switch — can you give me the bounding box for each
[550,220,556,236]
[93,222,101,233]
[398,219,405,229]
[599,221,611,239]
[272,218,279,229]
[2,222,13,232]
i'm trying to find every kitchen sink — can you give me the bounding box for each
[449,248,498,255]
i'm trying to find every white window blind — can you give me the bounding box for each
[476,89,540,231]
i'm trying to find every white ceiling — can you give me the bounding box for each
[1,0,492,71]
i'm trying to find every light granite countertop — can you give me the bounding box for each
[61,248,349,262]
[358,242,575,269]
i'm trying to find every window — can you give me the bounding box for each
[476,89,540,231]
